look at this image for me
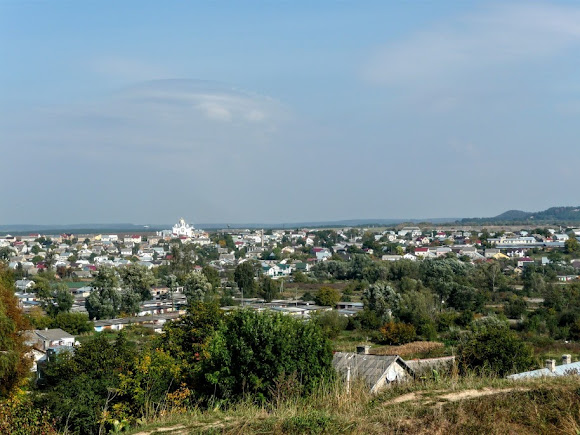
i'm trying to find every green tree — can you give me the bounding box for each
[311,310,347,339]
[234,261,258,297]
[314,286,341,307]
[363,281,400,320]
[203,309,333,400]
[52,312,92,335]
[37,283,74,317]
[86,267,122,320]
[35,333,134,434]
[292,271,308,283]
[183,271,212,302]
[117,348,185,421]
[260,275,277,302]
[565,237,580,254]
[0,247,15,262]
[157,302,223,387]
[118,264,156,301]
[202,266,221,290]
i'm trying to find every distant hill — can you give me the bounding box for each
[461,206,580,224]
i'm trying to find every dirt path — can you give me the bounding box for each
[385,387,528,407]
[133,424,187,435]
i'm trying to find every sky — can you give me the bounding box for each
[1,1,580,225]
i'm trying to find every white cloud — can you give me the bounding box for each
[363,3,580,86]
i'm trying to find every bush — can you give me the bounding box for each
[311,310,348,339]
[314,286,341,307]
[457,323,534,376]
[203,309,333,401]
[348,309,382,331]
[281,410,334,434]
[0,395,57,435]
[378,322,416,345]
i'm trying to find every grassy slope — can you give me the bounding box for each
[129,375,580,435]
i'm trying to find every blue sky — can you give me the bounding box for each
[1,1,579,225]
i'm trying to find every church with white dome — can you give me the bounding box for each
[172,218,195,238]
[157,218,210,245]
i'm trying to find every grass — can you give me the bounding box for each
[127,373,580,434]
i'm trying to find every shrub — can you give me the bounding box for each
[0,394,57,435]
[203,309,333,401]
[378,321,416,345]
[457,323,534,376]
[311,310,348,339]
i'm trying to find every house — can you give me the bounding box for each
[508,355,579,380]
[382,255,403,262]
[553,234,570,242]
[313,248,332,261]
[398,227,422,238]
[517,257,535,268]
[336,301,364,311]
[31,328,75,351]
[15,278,35,291]
[333,348,414,393]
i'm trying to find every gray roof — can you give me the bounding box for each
[507,361,580,380]
[34,328,75,341]
[405,356,455,377]
[332,352,412,391]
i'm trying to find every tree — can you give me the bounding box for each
[260,276,277,302]
[119,289,142,316]
[52,312,92,335]
[565,237,580,254]
[203,309,333,400]
[0,266,31,398]
[311,310,347,339]
[457,321,534,376]
[292,271,308,283]
[118,264,156,301]
[363,281,400,320]
[38,284,74,317]
[183,271,212,302]
[157,302,223,387]
[43,250,56,271]
[0,246,15,262]
[36,333,134,434]
[202,266,221,290]
[86,267,122,320]
[234,261,258,297]
[314,286,341,307]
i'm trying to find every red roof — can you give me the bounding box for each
[415,247,429,252]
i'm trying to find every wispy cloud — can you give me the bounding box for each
[88,56,170,82]
[363,3,580,87]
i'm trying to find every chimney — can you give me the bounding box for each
[356,345,370,355]
[545,359,556,372]
[562,354,572,365]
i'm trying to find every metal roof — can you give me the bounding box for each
[507,361,580,380]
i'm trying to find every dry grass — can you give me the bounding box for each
[371,341,446,358]
[129,375,580,434]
